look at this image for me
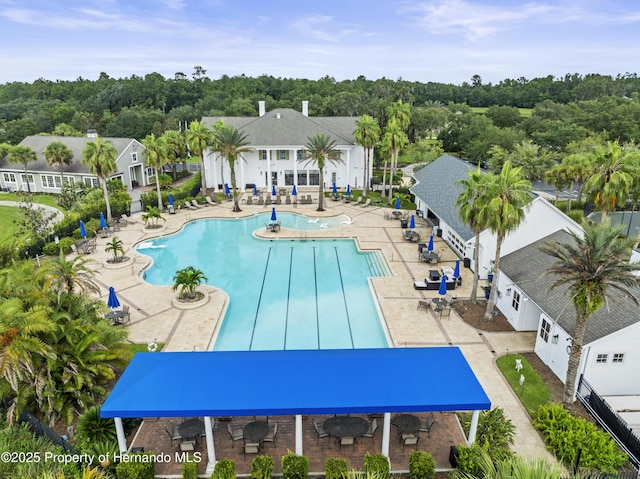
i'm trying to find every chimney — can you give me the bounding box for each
[87,129,97,139]
[302,100,309,116]
[258,101,266,117]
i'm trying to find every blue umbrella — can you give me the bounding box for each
[292,185,297,196]
[410,214,415,229]
[271,207,277,222]
[107,286,120,309]
[79,220,87,238]
[427,235,434,252]
[99,212,107,229]
[272,184,277,196]
[395,196,401,209]
[168,193,174,206]
[253,185,257,196]
[438,275,448,297]
[224,183,230,195]
[453,260,461,279]
[346,184,351,196]
[332,183,337,194]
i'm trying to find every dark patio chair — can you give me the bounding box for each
[313,419,329,444]
[402,433,419,451]
[420,413,436,437]
[165,421,182,445]
[243,442,260,458]
[262,421,278,447]
[362,418,378,443]
[340,436,356,450]
[122,304,131,324]
[227,422,244,446]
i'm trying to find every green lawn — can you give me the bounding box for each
[471,106,533,118]
[0,206,20,243]
[496,353,549,413]
[127,342,165,354]
[0,192,60,207]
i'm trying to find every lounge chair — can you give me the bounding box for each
[191,200,204,209]
[185,201,197,210]
[205,195,217,206]
[352,196,362,205]
[168,205,176,214]
[361,198,371,207]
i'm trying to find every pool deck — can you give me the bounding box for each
[88,192,554,472]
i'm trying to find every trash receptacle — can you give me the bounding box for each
[464,257,471,268]
[401,219,408,229]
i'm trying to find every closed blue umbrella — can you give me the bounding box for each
[168,193,174,206]
[79,220,87,238]
[346,184,351,196]
[438,275,448,297]
[395,196,401,209]
[410,214,415,229]
[272,184,277,196]
[224,183,230,195]
[107,286,120,309]
[271,207,277,222]
[453,259,461,279]
[292,185,297,196]
[99,212,107,229]
[332,183,337,194]
[427,235,434,252]
[253,185,257,196]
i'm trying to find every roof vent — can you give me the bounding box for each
[276,112,281,119]
[302,101,309,116]
[258,101,265,117]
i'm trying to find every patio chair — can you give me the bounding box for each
[313,419,329,444]
[168,205,176,214]
[439,306,452,319]
[243,442,260,457]
[227,423,244,446]
[262,421,278,447]
[361,198,371,208]
[362,418,377,443]
[340,436,356,450]
[179,439,195,452]
[122,304,131,324]
[165,421,182,445]
[402,433,419,451]
[417,300,430,311]
[253,416,269,423]
[185,201,197,210]
[420,413,436,437]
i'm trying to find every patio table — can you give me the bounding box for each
[105,310,124,325]
[432,297,449,312]
[323,416,369,438]
[243,421,269,442]
[392,414,421,434]
[178,418,204,441]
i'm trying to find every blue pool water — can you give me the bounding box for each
[138,213,390,351]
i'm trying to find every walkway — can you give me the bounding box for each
[84,191,554,472]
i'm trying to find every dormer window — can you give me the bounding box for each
[132,152,138,163]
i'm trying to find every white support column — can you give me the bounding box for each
[295,414,303,455]
[204,416,216,475]
[467,410,480,445]
[345,149,351,187]
[381,412,391,457]
[267,150,272,190]
[114,417,127,453]
[239,155,245,192]
[293,150,298,188]
[210,151,218,192]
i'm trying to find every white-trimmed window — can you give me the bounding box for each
[20,174,35,186]
[259,150,267,161]
[131,152,138,163]
[612,353,625,363]
[539,319,551,342]
[64,177,75,186]
[297,149,303,161]
[3,173,16,183]
[84,177,99,188]
[596,354,608,364]
[278,150,288,161]
[512,291,521,311]
[42,175,62,189]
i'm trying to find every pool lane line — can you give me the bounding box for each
[334,246,355,349]
[249,247,272,350]
[313,247,320,349]
[283,247,294,350]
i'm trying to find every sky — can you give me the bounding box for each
[1,0,640,86]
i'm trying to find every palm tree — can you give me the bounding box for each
[82,138,118,223]
[141,133,168,210]
[353,115,381,198]
[214,124,252,213]
[8,145,37,194]
[186,121,212,194]
[541,221,640,407]
[456,168,490,303]
[40,251,100,297]
[300,133,343,212]
[162,130,186,180]
[585,140,639,220]
[141,205,166,228]
[381,117,409,200]
[480,161,532,321]
[104,236,125,263]
[43,141,73,189]
[173,266,208,300]
[562,152,593,206]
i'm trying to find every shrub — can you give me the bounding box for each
[281,451,309,479]
[409,450,436,479]
[533,404,627,472]
[115,451,155,479]
[211,458,235,479]
[363,453,390,479]
[454,443,487,476]
[182,460,199,479]
[75,406,116,445]
[251,454,274,479]
[458,407,515,452]
[58,236,75,254]
[43,241,60,255]
[325,458,349,479]
[567,209,585,223]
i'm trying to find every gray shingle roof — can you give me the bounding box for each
[0,136,134,174]
[201,108,357,147]
[499,229,640,343]
[410,155,477,241]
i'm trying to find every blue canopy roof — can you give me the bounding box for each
[101,347,490,418]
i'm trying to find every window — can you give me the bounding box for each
[20,174,34,185]
[284,170,294,186]
[259,150,267,161]
[596,354,608,364]
[539,319,551,342]
[512,291,521,311]
[278,150,288,161]
[308,170,319,186]
[331,172,337,184]
[131,152,138,163]
[64,177,75,186]
[42,175,63,188]
[84,177,99,188]
[297,150,303,161]
[3,173,16,183]
[612,353,625,363]
[297,171,307,186]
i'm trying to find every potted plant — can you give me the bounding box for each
[483,285,491,300]
[105,236,126,263]
[172,266,208,302]
[486,261,495,283]
[141,205,166,229]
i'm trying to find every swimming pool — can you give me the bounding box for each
[138,213,390,351]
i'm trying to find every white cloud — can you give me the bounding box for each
[290,14,360,42]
